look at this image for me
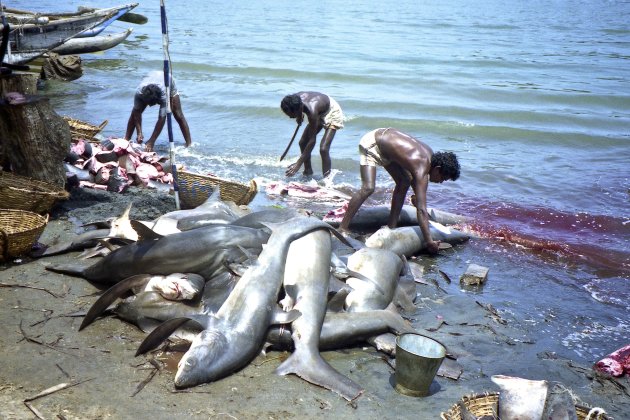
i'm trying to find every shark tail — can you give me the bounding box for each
[275,349,363,402]
[382,306,417,335]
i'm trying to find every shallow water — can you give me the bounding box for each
[23,0,630,362]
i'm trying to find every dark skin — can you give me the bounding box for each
[283,91,337,177]
[124,93,192,152]
[338,128,451,255]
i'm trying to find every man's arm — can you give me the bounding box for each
[285,97,326,176]
[285,120,318,177]
[144,114,166,152]
[133,110,144,143]
[125,106,146,143]
[411,174,440,254]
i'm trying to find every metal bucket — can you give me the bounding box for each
[394,333,446,397]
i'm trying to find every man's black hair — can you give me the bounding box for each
[280,94,302,115]
[142,84,163,106]
[431,151,460,180]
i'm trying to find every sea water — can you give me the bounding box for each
[22,0,629,363]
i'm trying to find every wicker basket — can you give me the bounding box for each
[0,209,48,261]
[440,392,609,420]
[63,116,108,141]
[177,170,258,209]
[0,172,70,214]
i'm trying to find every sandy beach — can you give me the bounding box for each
[0,187,627,419]
[2,1,628,418]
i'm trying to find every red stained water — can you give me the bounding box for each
[447,199,630,278]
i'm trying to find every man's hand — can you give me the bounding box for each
[144,140,155,152]
[426,240,440,255]
[285,162,300,177]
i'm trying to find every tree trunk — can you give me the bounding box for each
[0,74,70,187]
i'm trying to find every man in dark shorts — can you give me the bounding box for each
[280,91,344,178]
[338,128,460,254]
[124,71,192,152]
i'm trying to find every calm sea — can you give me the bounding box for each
[22,1,629,361]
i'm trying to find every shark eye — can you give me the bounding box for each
[181,357,197,371]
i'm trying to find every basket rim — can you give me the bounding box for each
[440,391,608,420]
[2,184,69,198]
[178,169,251,185]
[0,172,69,197]
[0,209,48,260]
[63,115,109,129]
[0,208,49,221]
[177,170,257,207]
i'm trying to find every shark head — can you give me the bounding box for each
[174,328,229,388]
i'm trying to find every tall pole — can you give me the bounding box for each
[159,0,180,209]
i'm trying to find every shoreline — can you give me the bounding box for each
[0,187,628,419]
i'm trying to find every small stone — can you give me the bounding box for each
[460,264,489,285]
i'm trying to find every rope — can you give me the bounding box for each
[159,0,180,209]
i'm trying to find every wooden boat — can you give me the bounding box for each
[52,28,133,55]
[2,3,139,37]
[0,3,138,65]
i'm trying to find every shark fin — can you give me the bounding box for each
[45,261,91,277]
[345,269,386,296]
[275,349,364,401]
[271,307,301,325]
[131,220,163,241]
[326,287,352,312]
[80,274,152,331]
[136,316,204,356]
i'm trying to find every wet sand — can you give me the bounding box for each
[0,187,628,419]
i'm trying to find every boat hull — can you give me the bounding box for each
[52,28,133,55]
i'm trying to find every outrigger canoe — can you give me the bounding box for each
[52,28,134,55]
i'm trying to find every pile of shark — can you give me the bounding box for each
[41,190,472,402]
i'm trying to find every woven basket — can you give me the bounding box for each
[177,170,258,209]
[0,209,48,261]
[440,392,609,420]
[0,172,70,214]
[63,116,108,141]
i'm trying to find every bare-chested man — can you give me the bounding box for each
[339,128,460,254]
[124,71,192,152]
[280,91,344,177]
